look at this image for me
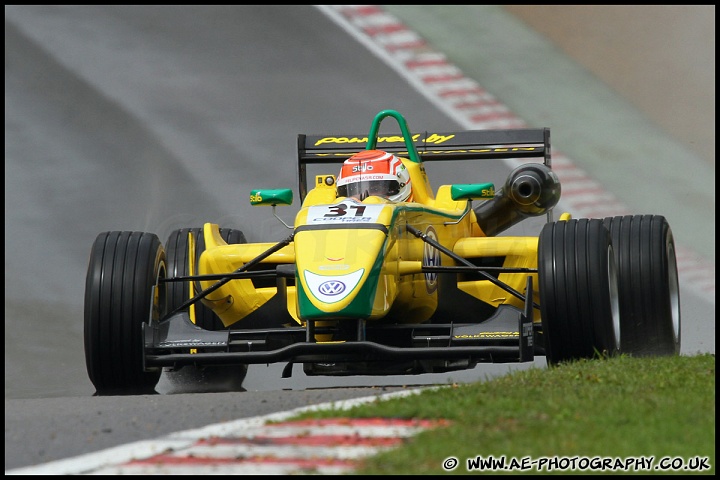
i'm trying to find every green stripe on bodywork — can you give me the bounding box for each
[385,203,468,226]
[297,249,385,320]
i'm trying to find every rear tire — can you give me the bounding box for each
[84,231,165,395]
[165,227,246,330]
[603,215,680,356]
[538,219,620,365]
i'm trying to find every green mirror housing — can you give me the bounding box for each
[450,183,496,201]
[250,188,294,206]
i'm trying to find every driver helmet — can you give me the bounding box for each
[336,150,413,202]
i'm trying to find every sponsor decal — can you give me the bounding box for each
[423,225,440,294]
[352,164,374,173]
[454,332,520,339]
[158,340,226,347]
[318,280,346,296]
[314,133,456,146]
[308,202,385,224]
[304,269,365,304]
[305,147,543,160]
[318,264,350,271]
[523,322,534,346]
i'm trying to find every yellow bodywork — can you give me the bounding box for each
[197,231,295,327]
[454,237,540,317]
[195,163,555,328]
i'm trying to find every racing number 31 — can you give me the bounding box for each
[324,204,367,217]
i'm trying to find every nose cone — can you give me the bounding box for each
[303,268,366,305]
[294,227,387,319]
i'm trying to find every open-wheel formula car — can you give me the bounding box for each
[84,109,681,395]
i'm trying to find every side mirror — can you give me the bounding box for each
[250,188,294,229]
[250,189,293,206]
[450,183,495,201]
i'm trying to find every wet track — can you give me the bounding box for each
[5,5,714,472]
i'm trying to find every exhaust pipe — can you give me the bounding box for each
[473,163,561,236]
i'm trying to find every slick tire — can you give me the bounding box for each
[84,231,165,395]
[165,227,248,391]
[165,227,247,331]
[603,215,681,356]
[538,219,621,365]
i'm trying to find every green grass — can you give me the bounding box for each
[292,354,715,475]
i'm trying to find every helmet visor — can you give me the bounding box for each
[337,179,400,199]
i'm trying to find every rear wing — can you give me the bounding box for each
[296,109,550,201]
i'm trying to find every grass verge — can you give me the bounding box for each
[293,354,715,475]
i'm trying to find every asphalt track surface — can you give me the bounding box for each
[4,5,715,473]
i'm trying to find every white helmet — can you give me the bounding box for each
[336,150,413,202]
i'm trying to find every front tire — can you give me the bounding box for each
[164,227,248,391]
[84,231,165,395]
[165,227,246,330]
[538,219,621,365]
[603,215,680,356]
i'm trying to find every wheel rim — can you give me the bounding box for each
[152,260,167,324]
[667,241,681,346]
[608,244,621,353]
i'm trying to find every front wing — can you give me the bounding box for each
[143,277,538,376]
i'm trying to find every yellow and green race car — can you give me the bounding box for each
[84,109,680,395]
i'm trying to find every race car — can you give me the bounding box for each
[84,109,681,395]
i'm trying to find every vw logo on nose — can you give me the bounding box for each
[318,280,346,296]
